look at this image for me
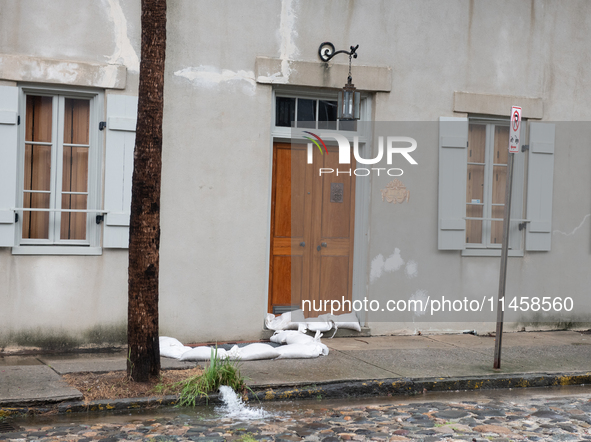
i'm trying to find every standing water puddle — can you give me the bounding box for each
[10,384,591,430]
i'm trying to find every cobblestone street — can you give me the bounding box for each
[2,387,591,442]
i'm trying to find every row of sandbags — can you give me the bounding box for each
[159,330,329,361]
[265,310,361,334]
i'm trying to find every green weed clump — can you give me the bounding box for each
[174,347,248,407]
[237,434,257,442]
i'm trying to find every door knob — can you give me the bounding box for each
[317,245,321,251]
[321,242,327,247]
[317,242,327,251]
[300,241,305,247]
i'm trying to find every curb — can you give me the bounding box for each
[1,371,590,417]
[251,371,591,401]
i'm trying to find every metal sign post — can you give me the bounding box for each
[493,106,521,369]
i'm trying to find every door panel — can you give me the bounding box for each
[273,146,304,237]
[271,255,301,308]
[269,142,355,315]
[318,256,350,313]
[319,148,353,239]
[269,143,311,312]
[309,145,355,314]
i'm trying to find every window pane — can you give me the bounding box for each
[296,99,316,128]
[491,205,504,244]
[22,193,50,239]
[468,124,486,163]
[275,97,295,127]
[467,164,484,203]
[61,195,87,240]
[25,95,52,143]
[466,123,486,245]
[491,126,510,244]
[62,146,89,193]
[492,165,507,204]
[318,100,337,130]
[493,125,509,165]
[63,99,90,145]
[24,144,51,191]
[466,205,483,244]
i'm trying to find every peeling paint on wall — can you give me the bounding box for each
[29,60,79,83]
[0,54,127,89]
[409,289,428,317]
[173,66,257,95]
[370,254,385,284]
[553,214,590,236]
[256,0,298,84]
[97,64,121,87]
[370,248,405,283]
[384,249,404,273]
[405,260,418,278]
[106,0,139,72]
[176,1,299,88]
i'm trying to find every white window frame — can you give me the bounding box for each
[268,87,373,325]
[462,117,525,257]
[12,84,104,255]
[271,89,370,144]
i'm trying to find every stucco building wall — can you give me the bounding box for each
[0,0,589,346]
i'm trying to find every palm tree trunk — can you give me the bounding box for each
[127,0,167,382]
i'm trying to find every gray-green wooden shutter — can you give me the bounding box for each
[0,86,19,247]
[438,117,468,250]
[509,124,527,250]
[103,94,137,248]
[525,122,555,251]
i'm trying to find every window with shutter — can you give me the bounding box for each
[12,85,103,255]
[463,120,525,254]
[438,116,537,256]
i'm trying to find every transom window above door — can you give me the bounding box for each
[275,96,357,131]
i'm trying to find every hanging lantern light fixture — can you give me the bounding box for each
[318,42,360,121]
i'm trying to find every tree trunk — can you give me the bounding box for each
[127,0,167,382]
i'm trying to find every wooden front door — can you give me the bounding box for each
[268,142,355,315]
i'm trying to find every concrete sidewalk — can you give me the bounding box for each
[1,330,590,409]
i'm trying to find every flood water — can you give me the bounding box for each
[12,383,591,427]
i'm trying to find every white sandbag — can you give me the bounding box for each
[318,342,330,356]
[275,343,328,359]
[160,345,192,359]
[265,309,307,330]
[306,313,334,332]
[159,336,192,359]
[330,312,361,332]
[271,330,310,345]
[270,330,297,344]
[236,343,280,361]
[159,336,184,347]
[306,322,332,332]
[265,312,298,330]
[226,345,241,360]
[288,332,314,345]
[180,346,228,361]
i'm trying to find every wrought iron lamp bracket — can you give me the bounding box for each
[318,42,359,63]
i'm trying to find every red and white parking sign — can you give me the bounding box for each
[509,106,522,153]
